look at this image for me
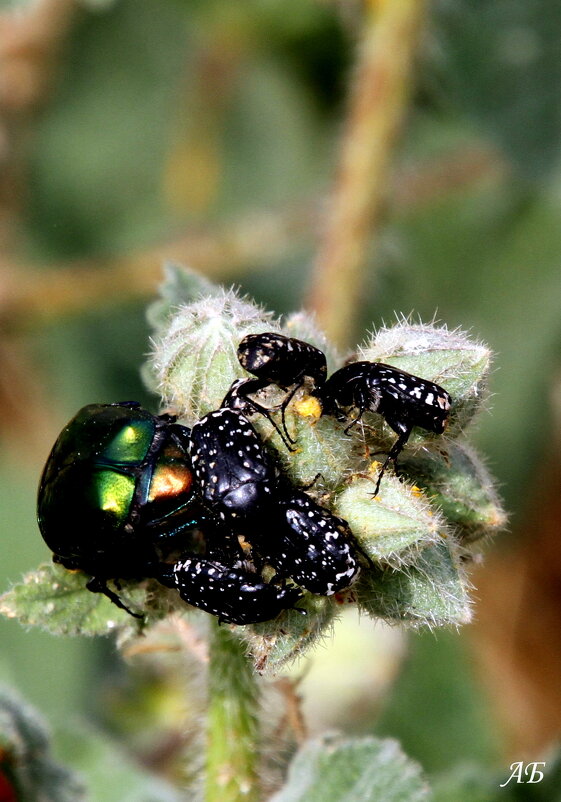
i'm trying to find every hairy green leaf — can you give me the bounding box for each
[335,473,446,565]
[356,541,471,627]
[0,564,147,637]
[400,441,507,543]
[146,262,221,335]
[150,288,280,423]
[270,734,430,802]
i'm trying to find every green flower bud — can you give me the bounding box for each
[150,289,280,423]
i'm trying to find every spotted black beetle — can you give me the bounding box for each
[319,362,452,495]
[189,404,276,524]
[238,332,327,394]
[190,392,361,595]
[247,487,360,596]
[237,332,327,447]
[157,557,302,625]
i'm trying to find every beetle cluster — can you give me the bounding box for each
[235,332,452,495]
[37,332,451,626]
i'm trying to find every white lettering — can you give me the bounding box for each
[500,762,524,787]
[500,762,546,787]
[526,762,546,783]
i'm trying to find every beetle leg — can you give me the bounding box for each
[86,576,143,619]
[276,380,305,447]
[371,426,412,497]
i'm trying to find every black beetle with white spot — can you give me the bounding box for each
[318,361,452,495]
[188,386,361,599]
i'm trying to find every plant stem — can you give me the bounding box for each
[0,204,311,333]
[307,0,427,349]
[206,622,260,802]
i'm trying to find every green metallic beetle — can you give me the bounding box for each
[37,402,208,615]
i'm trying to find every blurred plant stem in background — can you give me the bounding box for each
[0,205,313,331]
[0,145,499,334]
[0,0,78,253]
[307,0,427,349]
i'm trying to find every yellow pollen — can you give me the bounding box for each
[294,396,322,420]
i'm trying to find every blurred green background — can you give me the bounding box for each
[1,0,561,795]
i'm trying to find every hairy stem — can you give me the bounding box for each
[206,623,260,802]
[307,0,427,348]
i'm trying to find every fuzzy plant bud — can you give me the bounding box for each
[146,262,220,335]
[150,288,280,424]
[399,442,506,544]
[241,595,337,675]
[335,468,449,567]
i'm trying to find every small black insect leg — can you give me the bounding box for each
[86,576,143,619]
[342,389,372,434]
[254,397,296,451]
[337,385,372,435]
[222,378,296,451]
[371,426,412,497]
[298,472,323,492]
[275,380,306,448]
[343,409,366,435]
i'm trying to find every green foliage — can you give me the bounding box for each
[400,443,506,544]
[0,563,168,637]
[0,563,131,636]
[356,541,470,627]
[0,684,183,802]
[270,734,429,802]
[375,631,501,773]
[145,263,221,335]
[150,287,280,423]
[26,0,189,259]
[241,594,337,675]
[53,725,183,802]
[148,270,498,663]
[432,755,561,802]
[335,474,446,564]
[2,0,558,796]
